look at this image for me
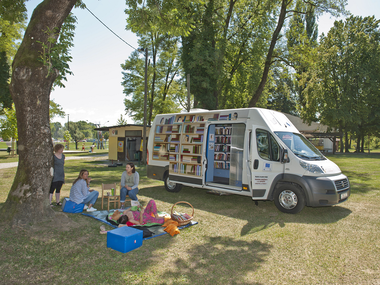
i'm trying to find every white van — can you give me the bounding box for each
[147,108,350,214]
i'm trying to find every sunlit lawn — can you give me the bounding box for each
[0,153,379,284]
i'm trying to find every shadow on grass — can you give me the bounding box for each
[343,169,375,194]
[155,237,270,284]
[141,185,352,237]
[0,211,272,284]
[327,153,380,194]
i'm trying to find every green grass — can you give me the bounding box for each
[0,154,379,284]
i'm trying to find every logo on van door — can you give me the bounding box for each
[264,163,271,171]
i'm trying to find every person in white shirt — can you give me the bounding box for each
[120,162,139,209]
[69,169,99,212]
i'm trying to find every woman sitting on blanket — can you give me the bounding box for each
[101,199,164,233]
[122,199,165,225]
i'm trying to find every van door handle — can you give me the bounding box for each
[253,159,259,169]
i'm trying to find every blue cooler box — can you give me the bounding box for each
[107,226,143,253]
[61,198,85,213]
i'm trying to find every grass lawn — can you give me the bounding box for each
[0,153,379,284]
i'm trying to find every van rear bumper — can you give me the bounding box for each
[303,174,350,207]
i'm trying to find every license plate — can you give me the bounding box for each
[340,192,348,199]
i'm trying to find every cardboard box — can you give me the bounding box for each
[107,226,143,253]
[61,198,84,213]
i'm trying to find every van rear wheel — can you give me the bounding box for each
[274,183,305,214]
[164,172,182,192]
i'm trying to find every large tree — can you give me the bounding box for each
[286,1,318,114]
[0,51,12,111]
[0,1,26,113]
[181,0,275,110]
[248,0,347,107]
[121,34,184,125]
[0,0,78,226]
[302,16,380,152]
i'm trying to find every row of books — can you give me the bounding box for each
[215,136,231,144]
[171,163,179,172]
[176,115,206,123]
[166,125,181,133]
[190,165,202,176]
[182,156,201,163]
[215,144,230,152]
[171,163,202,175]
[156,125,181,134]
[196,127,205,134]
[159,113,236,126]
[183,125,195,133]
[191,135,204,143]
[179,164,202,176]
[159,116,176,125]
[214,162,230,170]
[182,145,202,154]
[153,154,169,160]
[165,135,180,143]
[169,154,179,161]
[214,153,230,161]
[219,114,229,120]
[153,144,162,151]
[154,136,164,142]
[215,127,231,135]
[154,135,181,143]
[169,145,179,153]
[154,143,180,153]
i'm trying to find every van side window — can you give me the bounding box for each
[256,130,280,161]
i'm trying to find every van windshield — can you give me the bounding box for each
[275,132,326,161]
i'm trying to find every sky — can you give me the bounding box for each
[24,0,380,127]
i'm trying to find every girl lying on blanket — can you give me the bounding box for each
[101,199,165,234]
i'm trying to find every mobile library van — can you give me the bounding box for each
[147,108,350,214]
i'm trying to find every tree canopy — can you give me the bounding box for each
[301,16,380,151]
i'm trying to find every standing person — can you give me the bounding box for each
[81,142,85,151]
[120,162,139,209]
[69,169,99,212]
[50,144,65,206]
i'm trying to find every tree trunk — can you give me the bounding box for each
[248,0,288,107]
[356,137,360,153]
[344,131,349,153]
[0,0,77,226]
[340,132,344,153]
[361,135,365,153]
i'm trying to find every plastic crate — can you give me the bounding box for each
[107,226,143,253]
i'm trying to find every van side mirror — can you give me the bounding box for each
[281,149,290,163]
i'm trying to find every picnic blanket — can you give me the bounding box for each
[81,210,197,240]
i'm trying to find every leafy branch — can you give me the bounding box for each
[36,13,77,87]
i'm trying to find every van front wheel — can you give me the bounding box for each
[274,183,305,214]
[164,173,182,193]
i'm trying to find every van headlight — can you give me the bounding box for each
[299,160,325,174]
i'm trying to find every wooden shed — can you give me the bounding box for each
[95,124,151,162]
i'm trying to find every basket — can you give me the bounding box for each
[171,201,194,226]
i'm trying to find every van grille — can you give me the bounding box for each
[334,178,349,192]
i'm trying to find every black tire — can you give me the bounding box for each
[273,183,305,214]
[164,172,182,193]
